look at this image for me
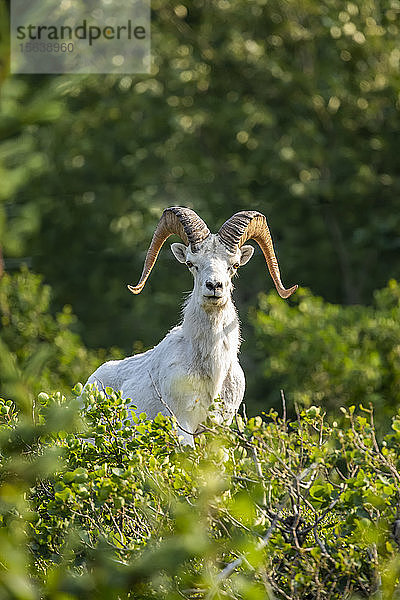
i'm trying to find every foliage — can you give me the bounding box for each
[1,384,400,598]
[1,0,400,356]
[0,268,120,408]
[249,280,400,424]
[2,0,400,594]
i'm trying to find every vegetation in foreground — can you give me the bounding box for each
[1,384,400,599]
[1,271,400,598]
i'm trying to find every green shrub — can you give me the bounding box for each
[249,281,400,425]
[0,268,121,410]
[1,385,400,599]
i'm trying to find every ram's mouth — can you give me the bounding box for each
[203,295,225,304]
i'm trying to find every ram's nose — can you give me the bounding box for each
[205,280,223,293]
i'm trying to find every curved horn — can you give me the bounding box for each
[218,211,298,299]
[128,207,210,294]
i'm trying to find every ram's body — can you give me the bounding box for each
[85,286,243,445]
[84,209,297,446]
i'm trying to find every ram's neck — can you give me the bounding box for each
[181,294,240,363]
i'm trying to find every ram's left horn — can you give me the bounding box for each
[217,210,298,299]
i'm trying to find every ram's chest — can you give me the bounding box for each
[168,371,220,418]
[192,336,231,386]
[168,343,229,408]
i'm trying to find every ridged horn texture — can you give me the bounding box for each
[128,207,210,294]
[218,211,298,299]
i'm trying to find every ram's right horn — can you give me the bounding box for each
[128,207,210,294]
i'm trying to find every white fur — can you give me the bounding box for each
[84,234,254,446]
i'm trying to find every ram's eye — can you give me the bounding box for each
[186,261,194,268]
[233,263,240,269]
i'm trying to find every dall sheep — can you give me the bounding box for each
[84,207,297,445]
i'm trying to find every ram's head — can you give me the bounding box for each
[128,207,297,308]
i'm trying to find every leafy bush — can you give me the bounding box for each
[0,268,121,408]
[1,384,400,599]
[249,280,400,425]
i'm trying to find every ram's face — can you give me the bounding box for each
[171,234,254,309]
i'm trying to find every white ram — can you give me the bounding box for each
[84,207,297,445]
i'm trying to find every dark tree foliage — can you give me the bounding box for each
[1,0,400,358]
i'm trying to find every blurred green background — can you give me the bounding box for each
[1,0,400,419]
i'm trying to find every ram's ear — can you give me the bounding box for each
[239,244,254,266]
[171,243,187,264]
